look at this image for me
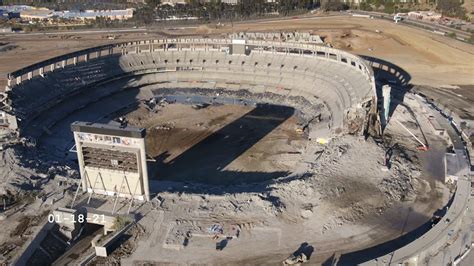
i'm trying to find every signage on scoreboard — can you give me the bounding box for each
[77,132,140,148]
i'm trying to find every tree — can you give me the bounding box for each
[321,0,348,11]
[359,2,373,11]
[134,7,155,25]
[146,0,161,10]
[446,32,456,38]
[437,0,466,18]
[383,1,396,14]
[278,0,296,16]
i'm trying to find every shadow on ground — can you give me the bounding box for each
[361,55,413,127]
[150,103,293,193]
[321,195,455,265]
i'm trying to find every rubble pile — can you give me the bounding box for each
[150,88,329,130]
[0,145,78,197]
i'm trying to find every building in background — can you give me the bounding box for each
[1,5,134,22]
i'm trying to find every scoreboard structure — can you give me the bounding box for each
[71,122,150,202]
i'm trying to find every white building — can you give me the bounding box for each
[20,7,134,21]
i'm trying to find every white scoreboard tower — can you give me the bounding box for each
[71,122,150,203]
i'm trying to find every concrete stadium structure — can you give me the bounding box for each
[3,38,429,264]
[1,38,473,265]
[1,39,376,144]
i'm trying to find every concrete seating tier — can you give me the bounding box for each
[6,44,373,139]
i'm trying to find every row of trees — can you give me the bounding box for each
[359,0,467,19]
[1,0,351,26]
[160,0,323,19]
[133,0,350,25]
[437,0,467,18]
[0,0,133,11]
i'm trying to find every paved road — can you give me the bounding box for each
[352,10,471,40]
[0,13,349,37]
[1,28,148,37]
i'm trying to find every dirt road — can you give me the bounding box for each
[199,15,473,86]
[1,15,472,89]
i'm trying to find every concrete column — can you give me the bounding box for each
[16,76,22,85]
[135,46,140,54]
[84,53,89,62]
[39,67,44,77]
[27,72,33,80]
[138,138,150,201]
[50,63,55,72]
[381,85,392,129]
[95,51,100,58]
[73,57,78,65]
[73,133,88,192]
[61,60,66,68]
[109,48,113,55]
[6,79,12,91]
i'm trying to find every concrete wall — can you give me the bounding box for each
[84,168,144,200]
[362,93,472,265]
[2,38,376,144]
[14,221,55,265]
[93,220,135,257]
[4,39,375,95]
[84,208,118,234]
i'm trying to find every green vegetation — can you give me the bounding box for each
[354,0,469,20]
[359,2,373,12]
[1,0,134,11]
[468,33,474,44]
[1,0,351,28]
[146,0,162,10]
[446,31,457,38]
[383,1,395,14]
[321,0,349,12]
[131,0,328,25]
[359,0,399,13]
[113,215,132,230]
[437,0,467,19]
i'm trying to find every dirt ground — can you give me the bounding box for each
[0,14,468,264]
[201,16,474,86]
[126,103,306,185]
[96,93,449,265]
[0,15,473,89]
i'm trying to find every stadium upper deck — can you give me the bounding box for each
[1,38,376,141]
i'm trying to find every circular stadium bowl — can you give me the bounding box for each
[4,39,375,143]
